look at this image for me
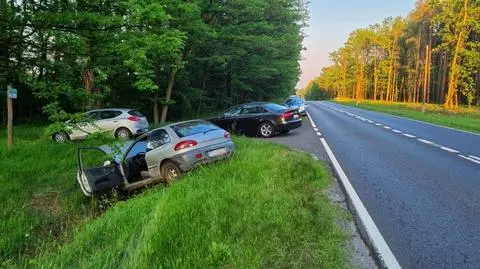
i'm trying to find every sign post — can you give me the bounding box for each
[7,85,16,149]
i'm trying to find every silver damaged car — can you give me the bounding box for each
[76,120,235,196]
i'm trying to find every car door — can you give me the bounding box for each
[70,111,98,139]
[97,110,122,133]
[211,106,243,132]
[236,105,263,136]
[144,129,173,179]
[77,147,124,196]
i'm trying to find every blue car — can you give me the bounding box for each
[284,96,307,116]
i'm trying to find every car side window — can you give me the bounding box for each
[147,129,171,151]
[86,111,98,121]
[223,107,242,117]
[241,106,262,114]
[99,110,121,120]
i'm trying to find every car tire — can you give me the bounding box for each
[257,121,275,138]
[161,160,184,184]
[115,127,132,140]
[53,132,69,143]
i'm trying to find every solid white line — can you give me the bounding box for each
[468,155,480,161]
[440,146,459,153]
[392,129,402,133]
[383,126,392,130]
[459,155,480,165]
[307,112,317,128]
[418,139,434,145]
[319,137,401,269]
[316,132,322,136]
[402,133,416,138]
[375,123,382,126]
[306,111,401,269]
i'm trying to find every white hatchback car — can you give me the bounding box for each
[52,108,149,143]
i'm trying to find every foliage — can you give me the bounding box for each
[302,0,480,109]
[0,0,307,126]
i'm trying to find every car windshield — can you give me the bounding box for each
[171,121,220,138]
[264,103,288,112]
[285,98,303,106]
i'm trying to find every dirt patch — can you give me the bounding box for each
[31,191,62,217]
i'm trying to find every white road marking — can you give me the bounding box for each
[306,111,401,269]
[392,129,402,133]
[383,126,392,130]
[366,120,374,123]
[402,133,416,138]
[418,139,434,145]
[375,123,382,126]
[307,113,316,128]
[468,155,480,161]
[459,155,480,165]
[314,127,319,131]
[316,132,322,136]
[440,146,459,153]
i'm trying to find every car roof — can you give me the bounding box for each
[239,102,274,106]
[87,108,136,112]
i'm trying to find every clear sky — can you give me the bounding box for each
[297,0,417,88]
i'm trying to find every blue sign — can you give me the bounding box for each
[7,86,17,99]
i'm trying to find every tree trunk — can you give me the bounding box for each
[153,93,159,124]
[373,56,378,101]
[445,0,469,110]
[82,69,96,110]
[160,68,176,124]
[196,71,208,118]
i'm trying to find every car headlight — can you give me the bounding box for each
[299,105,305,112]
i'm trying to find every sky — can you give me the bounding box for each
[297,0,417,89]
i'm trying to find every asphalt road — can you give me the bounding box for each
[306,101,480,269]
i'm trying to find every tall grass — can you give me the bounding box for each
[27,137,347,269]
[334,98,480,134]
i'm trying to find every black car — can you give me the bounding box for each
[208,102,302,138]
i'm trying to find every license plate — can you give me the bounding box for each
[208,148,228,157]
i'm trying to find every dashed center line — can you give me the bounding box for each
[320,104,478,166]
[314,127,319,132]
[469,155,480,161]
[440,146,459,153]
[418,139,434,144]
[459,155,480,165]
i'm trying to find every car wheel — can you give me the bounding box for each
[258,121,275,138]
[53,132,69,143]
[161,161,183,184]
[115,127,132,140]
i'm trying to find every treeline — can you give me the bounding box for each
[0,0,306,124]
[301,0,480,109]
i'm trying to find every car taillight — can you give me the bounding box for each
[281,112,294,120]
[128,116,140,121]
[224,131,231,138]
[174,140,198,151]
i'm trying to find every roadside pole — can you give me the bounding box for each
[6,85,16,148]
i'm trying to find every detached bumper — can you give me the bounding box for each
[172,141,235,171]
[277,119,302,132]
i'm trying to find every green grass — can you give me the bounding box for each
[334,99,480,134]
[1,126,348,268]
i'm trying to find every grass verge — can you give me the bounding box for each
[334,99,480,134]
[2,127,348,268]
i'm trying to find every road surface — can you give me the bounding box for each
[306,101,480,269]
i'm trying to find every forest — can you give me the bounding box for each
[0,0,306,125]
[302,0,480,110]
